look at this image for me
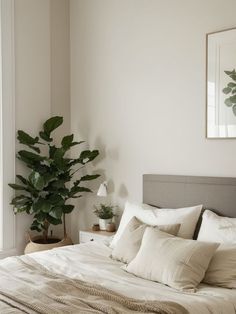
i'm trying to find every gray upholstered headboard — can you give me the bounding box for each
[143,174,236,218]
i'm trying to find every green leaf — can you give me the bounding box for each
[230,74,236,81]
[14,204,32,214]
[11,195,31,205]
[47,194,64,206]
[16,175,28,185]
[53,148,70,171]
[61,134,73,148]
[230,95,236,104]
[69,186,92,197]
[225,70,234,75]
[34,212,47,222]
[228,82,236,88]
[222,87,232,94]
[29,171,45,190]
[72,186,92,193]
[54,148,66,161]
[80,174,100,181]
[8,183,28,191]
[31,226,41,232]
[62,204,74,213]
[39,131,52,142]
[43,116,63,137]
[33,197,52,213]
[30,220,43,232]
[70,150,100,166]
[50,180,65,189]
[18,150,46,162]
[80,150,99,163]
[43,173,57,186]
[17,131,41,153]
[50,206,63,219]
[61,134,84,150]
[58,188,70,197]
[17,130,38,145]
[224,98,232,107]
[233,104,236,116]
[70,141,85,147]
[47,215,62,225]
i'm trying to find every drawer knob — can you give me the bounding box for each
[90,238,94,241]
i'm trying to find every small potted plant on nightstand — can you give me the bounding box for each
[93,204,116,231]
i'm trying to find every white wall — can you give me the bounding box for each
[14,0,70,253]
[70,0,236,239]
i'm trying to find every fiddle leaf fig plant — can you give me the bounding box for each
[9,116,100,243]
[222,69,236,116]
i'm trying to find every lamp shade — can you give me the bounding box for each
[97,181,107,197]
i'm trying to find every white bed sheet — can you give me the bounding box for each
[21,241,236,314]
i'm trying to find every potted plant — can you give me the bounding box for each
[9,116,100,253]
[93,204,116,230]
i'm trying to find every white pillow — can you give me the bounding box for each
[197,210,236,243]
[123,228,219,291]
[203,244,236,288]
[110,201,202,248]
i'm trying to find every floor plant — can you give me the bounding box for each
[9,116,100,243]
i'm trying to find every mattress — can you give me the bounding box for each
[6,241,233,314]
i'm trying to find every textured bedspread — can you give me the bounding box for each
[0,256,188,314]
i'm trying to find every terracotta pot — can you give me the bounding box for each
[106,222,116,232]
[24,235,73,254]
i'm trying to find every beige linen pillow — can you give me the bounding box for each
[111,216,180,264]
[123,228,219,291]
[203,244,236,288]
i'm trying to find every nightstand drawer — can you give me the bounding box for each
[79,230,115,244]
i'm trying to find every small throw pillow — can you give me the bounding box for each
[110,201,202,248]
[123,228,219,291]
[111,216,180,263]
[197,210,236,243]
[203,244,236,288]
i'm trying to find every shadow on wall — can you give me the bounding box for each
[93,137,106,166]
[70,135,131,235]
[118,183,129,198]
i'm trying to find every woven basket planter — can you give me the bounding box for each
[24,235,73,254]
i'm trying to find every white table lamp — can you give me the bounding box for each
[97,181,108,197]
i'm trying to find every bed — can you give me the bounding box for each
[0,174,236,314]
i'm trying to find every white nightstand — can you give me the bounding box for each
[79,230,116,244]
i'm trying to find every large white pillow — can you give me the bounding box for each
[110,201,202,248]
[197,210,236,243]
[203,244,236,288]
[123,228,219,291]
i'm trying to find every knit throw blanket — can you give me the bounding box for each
[0,256,189,314]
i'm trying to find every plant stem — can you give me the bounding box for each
[43,220,50,243]
[63,213,67,238]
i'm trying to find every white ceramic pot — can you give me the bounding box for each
[99,218,112,230]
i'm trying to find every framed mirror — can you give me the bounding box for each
[206,27,236,138]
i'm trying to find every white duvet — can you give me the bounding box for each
[22,241,236,314]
